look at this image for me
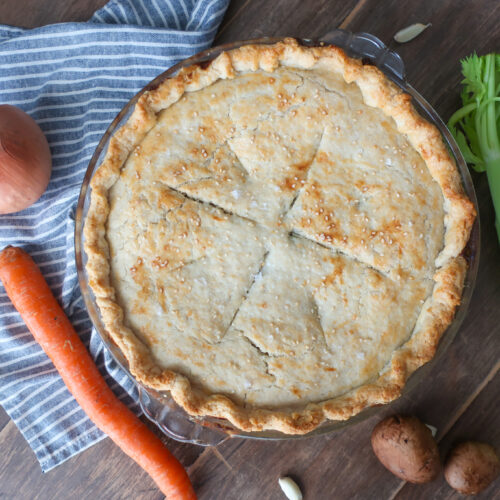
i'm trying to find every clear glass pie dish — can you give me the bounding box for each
[75,30,480,446]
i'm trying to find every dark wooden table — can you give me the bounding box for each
[1,1,499,499]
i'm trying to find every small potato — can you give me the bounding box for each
[371,415,441,483]
[444,441,500,495]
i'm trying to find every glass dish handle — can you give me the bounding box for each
[138,386,229,446]
[320,29,406,83]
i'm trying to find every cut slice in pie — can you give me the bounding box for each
[84,38,475,434]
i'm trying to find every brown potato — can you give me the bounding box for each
[371,415,441,483]
[444,441,500,495]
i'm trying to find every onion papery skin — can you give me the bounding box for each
[0,105,52,215]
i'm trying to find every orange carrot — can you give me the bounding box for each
[0,246,196,500]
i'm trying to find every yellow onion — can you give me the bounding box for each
[0,105,52,214]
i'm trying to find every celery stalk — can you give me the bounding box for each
[448,53,500,243]
[487,154,500,239]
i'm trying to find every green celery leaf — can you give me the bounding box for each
[455,129,486,171]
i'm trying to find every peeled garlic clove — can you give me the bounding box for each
[394,23,431,43]
[425,423,438,437]
[278,477,303,500]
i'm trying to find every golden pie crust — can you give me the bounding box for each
[84,39,475,434]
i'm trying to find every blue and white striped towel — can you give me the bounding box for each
[0,0,229,472]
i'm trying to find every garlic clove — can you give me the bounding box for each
[394,23,431,43]
[425,423,438,437]
[278,477,303,500]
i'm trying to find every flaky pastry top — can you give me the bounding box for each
[84,38,475,434]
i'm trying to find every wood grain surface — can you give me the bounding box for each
[0,1,499,499]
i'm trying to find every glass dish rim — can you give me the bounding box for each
[75,33,480,445]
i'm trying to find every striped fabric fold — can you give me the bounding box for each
[0,0,229,472]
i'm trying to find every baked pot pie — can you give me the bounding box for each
[84,38,475,434]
